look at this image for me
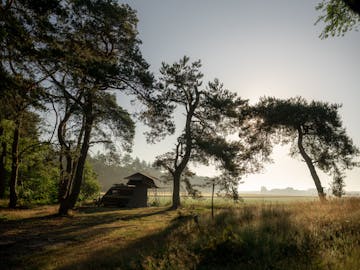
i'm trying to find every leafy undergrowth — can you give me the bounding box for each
[0,199,360,269]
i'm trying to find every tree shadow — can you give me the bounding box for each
[0,206,174,269]
[195,207,319,270]
[57,214,195,270]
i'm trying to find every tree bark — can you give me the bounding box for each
[58,151,73,201]
[170,88,200,209]
[0,126,7,198]
[57,106,76,215]
[171,173,181,209]
[58,96,93,215]
[67,115,93,208]
[9,121,20,208]
[297,127,326,202]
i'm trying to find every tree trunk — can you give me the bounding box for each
[0,126,7,198]
[58,98,93,215]
[170,91,200,209]
[297,127,326,202]
[67,116,92,208]
[57,151,74,215]
[58,198,72,215]
[171,173,181,209]
[9,121,20,208]
[57,108,76,215]
[58,151,73,201]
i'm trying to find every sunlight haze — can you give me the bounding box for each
[119,0,360,191]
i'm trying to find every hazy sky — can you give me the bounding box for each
[116,0,360,191]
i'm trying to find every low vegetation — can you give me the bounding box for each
[1,198,360,269]
[143,198,360,270]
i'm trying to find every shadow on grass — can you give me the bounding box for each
[195,208,318,270]
[106,206,323,270]
[0,206,173,269]
[46,207,320,270]
[77,206,171,221]
[57,213,194,270]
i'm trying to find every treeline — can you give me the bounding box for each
[0,113,100,205]
[89,153,211,194]
[1,1,359,213]
[89,153,161,192]
[0,119,100,206]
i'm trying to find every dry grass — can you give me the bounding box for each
[0,205,186,269]
[1,198,360,269]
[142,198,360,270]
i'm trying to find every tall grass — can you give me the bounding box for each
[140,199,360,270]
[147,195,317,209]
[1,198,359,269]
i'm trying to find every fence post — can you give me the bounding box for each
[211,182,215,219]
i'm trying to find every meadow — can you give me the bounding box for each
[1,197,360,270]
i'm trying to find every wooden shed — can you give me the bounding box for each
[125,172,158,207]
[101,172,158,208]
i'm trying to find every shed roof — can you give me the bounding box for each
[125,172,159,188]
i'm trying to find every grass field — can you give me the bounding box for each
[148,194,318,208]
[1,197,360,269]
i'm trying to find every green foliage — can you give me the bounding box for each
[15,135,59,206]
[0,108,59,206]
[206,173,244,202]
[15,143,58,206]
[79,162,101,202]
[144,56,258,207]
[1,0,154,212]
[253,96,359,198]
[331,170,346,197]
[1,0,61,207]
[316,0,360,38]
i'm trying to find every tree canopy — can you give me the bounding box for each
[41,0,154,215]
[1,0,154,213]
[142,56,261,209]
[1,0,359,211]
[316,0,360,38]
[253,96,359,200]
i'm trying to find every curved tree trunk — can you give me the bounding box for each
[67,115,93,208]
[57,112,74,215]
[9,121,20,208]
[58,151,73,200]
[170,87,200,209]
[57,151,74,215]
[58,97,93,215]
[297,127,326,202]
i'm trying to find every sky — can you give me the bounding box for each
[115,0,360,191]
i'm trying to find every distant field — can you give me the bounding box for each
[147,194,318,207]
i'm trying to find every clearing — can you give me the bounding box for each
[1,198,360,269]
